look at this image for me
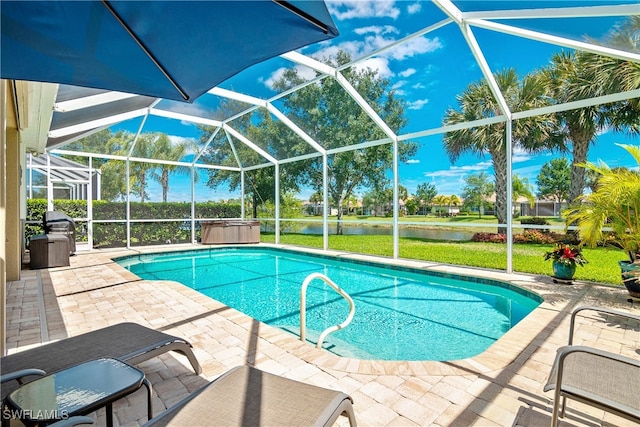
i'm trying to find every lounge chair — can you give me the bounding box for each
[544,306,640,427]
[144,365,357,427]
[50,417,95,426]
[1,322,202,400]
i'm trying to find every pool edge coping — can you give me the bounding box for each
[104,242,619,377]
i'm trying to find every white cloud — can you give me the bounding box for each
[295,65,318,81]
[511,146,550,164]
[161,100,211,119]
[407,98,429,110]
[327,0,400,20]
[412,82,426,90]
[166,135,198,155]
[513,164,543,177]
[388,36,442,61]
[392,80,406,90]
[407,2,422,14]
[168,135,187,144]
[353,57,393,78]
[311,32,442,69]
[262,65,317,90]
[354,25,399,36]
[399,68,416,78]
[423,161,493,179]
[262,67,287,90]
[512,150,532,164]
[406,159,421,164]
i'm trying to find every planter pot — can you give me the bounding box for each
[619,260,640,298]
[552,261,576,280]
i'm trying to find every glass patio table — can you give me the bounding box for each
[4,358,152,426]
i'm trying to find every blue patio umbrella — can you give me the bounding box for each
[1,0,338,103]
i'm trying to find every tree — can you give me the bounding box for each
[257,192,304,234]
[345,194,358,215]
[397,185,409,205]
[198,99,302,218]
[564,144,640,264]
[99,131,137,202]
[579,16,640,135]
[61,129,113,169]
[362,186,387,217]
[377,185,408,215]
[415,182,437,215]
[128,133,162,202]
[536,158,571,203]
[443,68,560,231]
[148,133,193,203]
[308,191,323,215]
[544,17,640,205]
[432,194,449,217]
[59,129,133,202]
[102,131,188,203]
[269,50,417,233]
[405,197,419,215]
[461,173,494,218]
[512,174,535,215]
[448,194,461,215]
[543,52,607,206]
[361,192,376,216]
[97,131,195,203]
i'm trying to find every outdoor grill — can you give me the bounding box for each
[43,211,76,254]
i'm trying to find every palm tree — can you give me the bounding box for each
[448,194,461,216]
[149,133,193,203]
[564,144,640,264]
[545,16,640,205]
[543,51,606,206]
[443,68,559,231]
[580,16,640,102]
[309,191,322,215]
[512,174,535,215]
[583,16,640,135]
[432,194,449,217]
[345,194,358,215]
[415,182,437,215]
[99,131,136,201]
[129,133,157,202]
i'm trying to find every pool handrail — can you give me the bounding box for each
[300,272,355,349]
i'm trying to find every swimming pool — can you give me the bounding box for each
[117,247,542,361]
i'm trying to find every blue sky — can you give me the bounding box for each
[109,0,639,203]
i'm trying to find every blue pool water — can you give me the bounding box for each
[117,247,541,361]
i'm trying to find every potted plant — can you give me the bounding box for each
[563,144,640,297]
[544,243,588,280]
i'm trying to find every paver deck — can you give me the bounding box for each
[5,243,639,426]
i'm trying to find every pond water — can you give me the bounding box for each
[288,224,475,241]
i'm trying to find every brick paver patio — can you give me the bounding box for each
[5,244,639,426]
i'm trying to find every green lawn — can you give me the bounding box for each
[260,233,625,286]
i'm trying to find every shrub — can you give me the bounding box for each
[26,199,241,248]
[520,217,549,226]
[514,230,557,244]
[520,216,551,233]
[472,230,561,244]
[471,232,507,243]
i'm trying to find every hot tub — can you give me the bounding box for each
[201,220,260,244]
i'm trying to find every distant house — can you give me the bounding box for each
[481,194,565,217]
[433,205,460,216]
[519,200,566,217]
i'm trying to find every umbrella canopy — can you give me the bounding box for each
[1,0,338,103]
